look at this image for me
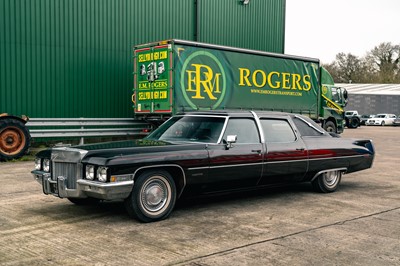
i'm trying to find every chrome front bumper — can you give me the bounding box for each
[32,170,134,200]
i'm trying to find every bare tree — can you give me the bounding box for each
[365,42,400,83]
[336,53,363,83]
[323,53,366,83]
[324,42,400,83]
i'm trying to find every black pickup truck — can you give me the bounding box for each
[32,111,374,222]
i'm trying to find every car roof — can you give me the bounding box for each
[180,110,294,118]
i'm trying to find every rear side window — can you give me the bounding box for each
[260,119,296,143]
[223,118,260,143]
[292,116,323,136]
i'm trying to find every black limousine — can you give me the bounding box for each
[32,111,374,222]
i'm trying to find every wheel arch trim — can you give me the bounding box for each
[132,164,187,198]
[311,167,347,182]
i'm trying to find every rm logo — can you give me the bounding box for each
[180,51,227,110]
[186,64,221,99]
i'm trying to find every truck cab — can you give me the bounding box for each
[319,67,348,133]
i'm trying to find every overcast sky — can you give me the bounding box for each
[285,0,400,64]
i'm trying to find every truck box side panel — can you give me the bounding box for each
[172,43,320,117]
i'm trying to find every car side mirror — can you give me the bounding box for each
[343,88,348,107]
[343,88,348,100]
[225,135,237,149]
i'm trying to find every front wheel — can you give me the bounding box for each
[124,170,176,223]
[324,121,337,133]
[312,171,342,193]
[381,121,385,126]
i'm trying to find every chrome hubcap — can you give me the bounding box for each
[323,171,340,187]
[141,177,169,213]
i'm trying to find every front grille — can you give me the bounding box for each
[52,162,81,189]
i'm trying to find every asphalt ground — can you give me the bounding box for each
[0,126,399,266]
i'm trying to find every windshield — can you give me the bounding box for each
[146,116,226,143]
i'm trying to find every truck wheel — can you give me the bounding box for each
[350,117,360,128]
[324,121,336,133]
[312,171,342,193]
[124,170,176,223]
[0,118,31,160]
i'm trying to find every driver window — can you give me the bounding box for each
[223,118,260,144]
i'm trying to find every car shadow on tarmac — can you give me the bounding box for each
[27,181,363,224]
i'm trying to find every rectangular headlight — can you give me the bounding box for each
[34,158,41,170]
[97,167,108,182]
[86,165,95,180]
[43,159,50,172]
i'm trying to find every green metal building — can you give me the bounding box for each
[0,0,286,118]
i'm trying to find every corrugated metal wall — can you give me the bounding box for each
[197,0,285,53]
[346,94,400,115]
[0,0,285,118]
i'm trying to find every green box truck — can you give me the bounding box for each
[133,40,348,133]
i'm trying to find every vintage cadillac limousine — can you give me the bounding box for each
[32,111,375,222]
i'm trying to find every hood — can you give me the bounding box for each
[37,139,208,166]
[81,139,209,165]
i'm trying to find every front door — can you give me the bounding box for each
[205,117,264,192]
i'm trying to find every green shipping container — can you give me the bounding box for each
[0,0,285,119]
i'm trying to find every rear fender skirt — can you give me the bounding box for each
[311,167,348,182]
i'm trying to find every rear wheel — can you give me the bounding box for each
[0,118,31,160]
[124,170,176,223]
[312,171,342,193]
[350,117,360,128]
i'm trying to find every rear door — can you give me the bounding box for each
[258,117,309,185]
[134,44,173,114]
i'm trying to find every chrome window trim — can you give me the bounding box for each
[250,111,265,143]
[294,115,325,134]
